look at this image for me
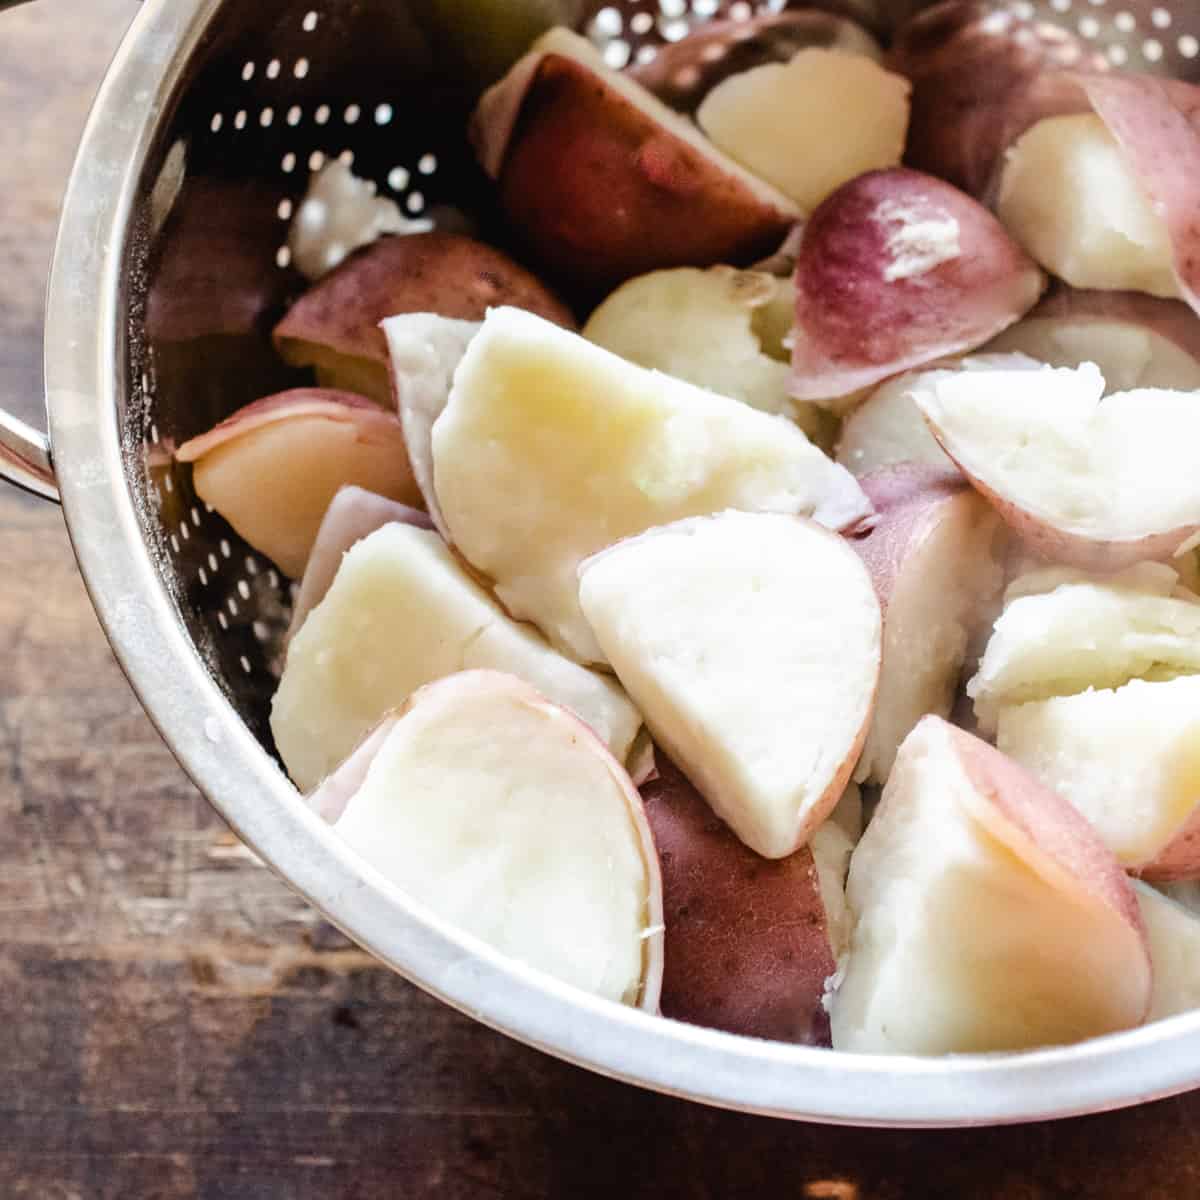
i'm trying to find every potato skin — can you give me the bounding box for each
[642,756,835,1044]
[492,52,795,298]
[272,232,574,366]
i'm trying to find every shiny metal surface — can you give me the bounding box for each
[23,0,1200,1125]
[0,410,57,502]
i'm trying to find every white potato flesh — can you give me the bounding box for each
[271,524,641,792]
[433,307,872,663]
[333,672,663,1007]
[381,312,481,538]
[987,316,1200,393]
[1134,883,1200,1022]
[969,570,1200,733]
[832,717,1151,1055]
[582,267,824,436]
[836,372,953,478]
[835,353,1043,479]
[697,49,911,214]
[578,512,882,859]
[996,114,1178,298]
[288,159,433,280]
[997,677,1200,872]
[915,361,1200,562]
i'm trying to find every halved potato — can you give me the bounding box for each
[578,512,882,859]
[272,523,641,791]
[915,360,1200,571]
[791,168,1045,402]
[471,27,799,296]
[175,389,420,579]
[831,716,1151,1054]
[311,671,663,1009]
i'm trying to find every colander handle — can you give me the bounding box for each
[0,411,58,504]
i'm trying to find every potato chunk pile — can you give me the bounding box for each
[172,3,1200,1056]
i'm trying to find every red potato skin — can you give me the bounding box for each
[642,756,836,1045]
[1080,75,1200,317]
[272,232,575,368]
[920,415,1200,572]
[1017,284,1200,362]
[628,11,879,116]
[482,52,797,298]
[790,168,1046,400]
[853,465,969,611]
[945,720,1150,976]
[1138,812,1200,884]
[889,1,1101,198]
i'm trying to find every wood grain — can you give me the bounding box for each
[5,3,1200,1197]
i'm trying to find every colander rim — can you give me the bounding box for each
[42,0,1200,1127]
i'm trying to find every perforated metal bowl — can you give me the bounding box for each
[6,0,1200,1126]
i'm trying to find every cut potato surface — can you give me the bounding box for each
[641,756,839,1043]
[696,49,910,215]
[831,717,1151,1055]
[175,389,420,580]
[271,523,641,792]
[582,266,823,434]
[578,512,881,859]
[1133,882,1200,1022]
[968,565,1200,733]
[472,27,799,295]
[791,168,1046,402]
[852,466,1005,785]
[433,307,872,664]
[985,288,1200,393]
[915,361,1200,570]
[327,672,663,1008]
[997,677,1200,879]
[287,485,433,643]
[381,312,480,539]
[996,114,1178,299]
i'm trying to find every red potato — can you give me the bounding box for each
[175,389,419,579]
[888,0,1102,198]
[273,232,572,405]
[641,756,841,1044]
[997,677,1200,882]
[470,27,800,297]
[914,360,1200,572]
[790,168,1046,402]
[851,466,1005,785]
[1132,882,1200,1022]
[986,286,1200,392]
[628,10,881,116]
[578,512,882,860]
[831,716,1152,1054]
[286,485,434,644]
[308,671,664,1010]
[1078,74,1200,316]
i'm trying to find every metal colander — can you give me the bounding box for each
[5,0,1200,1126]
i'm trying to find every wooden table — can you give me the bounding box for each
[3,4,1199,1195]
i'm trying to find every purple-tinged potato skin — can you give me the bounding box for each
[791,168,1046,400]
[478,51,797,299]
[889,1,1101,199]
[1081,75,1200,318]
[642,756,836,1045]
[853,465,969,612]
[272,232,574,371]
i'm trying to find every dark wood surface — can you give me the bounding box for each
[4,4,1200,1196]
